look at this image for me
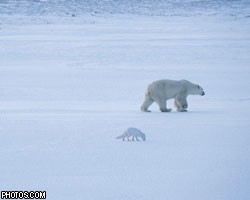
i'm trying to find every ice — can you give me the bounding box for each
[0,1,250,200]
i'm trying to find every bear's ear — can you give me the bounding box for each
[197,85,200,89]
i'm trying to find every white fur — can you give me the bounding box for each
[116,127,146,141]
[141,79,205,112]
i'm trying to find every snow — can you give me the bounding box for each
[1,1,250,200]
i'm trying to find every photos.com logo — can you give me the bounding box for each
[1,191,46,199]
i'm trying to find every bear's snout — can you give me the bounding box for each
[201,91,205,96]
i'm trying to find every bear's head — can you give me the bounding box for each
[189,83,205,96]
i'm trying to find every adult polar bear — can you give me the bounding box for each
[141,79,205,112]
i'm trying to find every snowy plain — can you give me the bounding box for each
[1,1,250,200]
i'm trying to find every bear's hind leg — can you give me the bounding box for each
[156,99,171,112]
[141,94,154,112]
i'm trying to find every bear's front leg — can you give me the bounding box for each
[174,97,188,112]
[178,107,188,112]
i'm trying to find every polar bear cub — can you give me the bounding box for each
[141,79,205,112]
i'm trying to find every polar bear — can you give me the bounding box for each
[141,79,205,112]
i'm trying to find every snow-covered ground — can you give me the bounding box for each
[1,1,250,200]
[1,0,250,17]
